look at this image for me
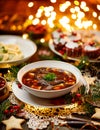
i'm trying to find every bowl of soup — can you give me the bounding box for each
[17,60,82,98]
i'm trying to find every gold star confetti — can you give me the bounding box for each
[2,115,25,130]
[91,108,100,120]
[83,75,96,85]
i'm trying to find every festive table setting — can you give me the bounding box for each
[0,29,100,130]
[0,0,100,130]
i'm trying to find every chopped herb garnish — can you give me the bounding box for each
[1,46,8,53]
[43,73,56,81]
[0,55,3,61]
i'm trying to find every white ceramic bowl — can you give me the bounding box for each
[0,35,37,68]
[17,60,82,98]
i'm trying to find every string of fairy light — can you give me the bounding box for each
[22,0,100,32]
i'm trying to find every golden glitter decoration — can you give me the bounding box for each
[24,103,84,117]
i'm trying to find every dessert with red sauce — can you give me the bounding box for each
[52,29,82,57]
[65,41,82,57]
[51,29,100,60]
[82,42,100,59]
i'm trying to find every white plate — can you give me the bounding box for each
[0,35,37,68]
[12,75,87,108]
[49,30,100,62]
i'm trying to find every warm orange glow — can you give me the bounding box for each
[0,0,100,32]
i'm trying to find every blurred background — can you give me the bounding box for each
[0,0,100,35]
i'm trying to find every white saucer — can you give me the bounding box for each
[12,76,87,108]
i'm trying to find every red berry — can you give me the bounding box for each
[4,109,9,114]
[78,100,82,105]
[17,83,22,89]
[10,109,14,113]
[76,93,81,98]
[72,98,75,103]
[12,105,20,110]
[60,34,65,38]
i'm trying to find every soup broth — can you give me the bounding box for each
[22,67,76,90]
